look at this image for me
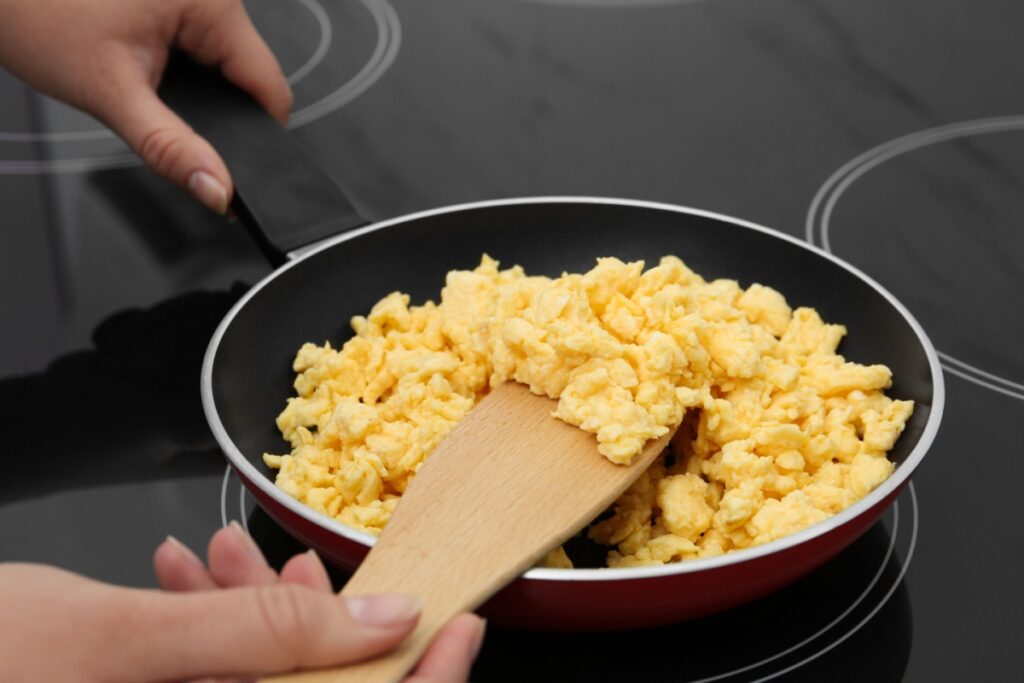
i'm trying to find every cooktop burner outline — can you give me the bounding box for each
[749,487,917,683]
[221,465,917,682]
[220,466,256,535]
[288,0,401,128]
[286,0,334,88]
[688,487,915,683]
[0,0,401,174]
[805,116,1024,402]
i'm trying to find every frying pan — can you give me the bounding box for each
[161,62,944,631]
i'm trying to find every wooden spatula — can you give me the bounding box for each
[265,381,676,683]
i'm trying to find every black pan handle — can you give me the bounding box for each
[158,55,368,265]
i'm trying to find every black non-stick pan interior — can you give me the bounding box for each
[210,200,934,478]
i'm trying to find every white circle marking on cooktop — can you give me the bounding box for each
[750,484,918,682]
[805,116,1024,402]
[240,479,252,534]
[222,464,915,681]
[220,465,256,532]
[691,486,913,682]
[220,465,232,530]
[287,0,334,87]
[0,0,401,174]
[288,0,401,128]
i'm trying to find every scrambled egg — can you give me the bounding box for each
[264,255,913,568]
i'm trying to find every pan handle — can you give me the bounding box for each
[158,55,368,265]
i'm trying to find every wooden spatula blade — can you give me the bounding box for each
[265,382,675,683]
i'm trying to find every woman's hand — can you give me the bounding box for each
[0,0,293,213]
[0,523,485,682]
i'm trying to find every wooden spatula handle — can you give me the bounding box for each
[262,383,673,683]
[264,567,460,683]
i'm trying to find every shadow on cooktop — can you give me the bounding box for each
[0,286,247,505]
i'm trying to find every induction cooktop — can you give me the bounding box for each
[2,1,1021,681]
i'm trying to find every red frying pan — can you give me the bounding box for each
[161,61,944,630]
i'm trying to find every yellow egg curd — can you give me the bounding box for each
[264,255,913,568]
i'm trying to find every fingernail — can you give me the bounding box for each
[228,520,265,561]
[345,594,422,627]
[165,535,204,567]
[188,170,228,214]
[470,618,487,660]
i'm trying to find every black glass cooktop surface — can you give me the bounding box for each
[2,1,1022,681]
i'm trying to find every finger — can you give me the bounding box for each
[94,68,232,213]
[279,550,334,593]
[120,588,421,680]
[154,536,218,591]
[177,0,293,124]
[406,614,486,683]
[207,522,279,588]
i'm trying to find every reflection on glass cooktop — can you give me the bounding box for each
[2,0,1023,681]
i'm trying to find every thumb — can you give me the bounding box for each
[114,585,421,680]
[102,81,233,214]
